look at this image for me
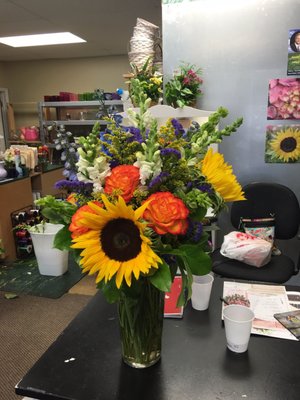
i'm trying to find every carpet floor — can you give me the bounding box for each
[0,288,93,400]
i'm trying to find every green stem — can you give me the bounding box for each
[118,279,164,368]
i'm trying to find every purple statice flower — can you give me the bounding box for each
[148,171,170,189]
[126,126,144,143]
[161,254,177,266]
[160,148,181,159]
[55,179,93,195]
[109,159,119,169]
[186,219,203,243]
[187,181,213,193]
[99,130,113,157]
[171,119,185,136]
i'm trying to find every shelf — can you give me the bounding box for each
[40,100,123,107]
[43,120,107,126]
[38,100,124,147]
[9,140,42,145]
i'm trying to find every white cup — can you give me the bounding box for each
[223,304,255,353]
[191,274,214,311]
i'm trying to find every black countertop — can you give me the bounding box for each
[15,277,300,400]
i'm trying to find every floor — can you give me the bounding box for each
[68,274,98,296]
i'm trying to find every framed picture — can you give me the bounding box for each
[265,125,300,163]
[267,78,300,120]
[287,29,300,75]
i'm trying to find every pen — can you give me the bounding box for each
[220,297,230,305]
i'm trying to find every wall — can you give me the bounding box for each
[0,62,7,85]
[163,0,300,270]
[3,55,130,127]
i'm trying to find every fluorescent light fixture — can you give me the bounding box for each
[0,32,86,47]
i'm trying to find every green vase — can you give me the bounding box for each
[118,278,164,368]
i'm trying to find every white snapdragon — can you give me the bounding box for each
[126,109,139,127]
[142,110,155,129]
[76,157,91,182]
[191,142,201,154]
[88,157,111,192]
[134,151,162,185]
[76,155,111,192]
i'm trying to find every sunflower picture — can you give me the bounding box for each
[265,125,300,163]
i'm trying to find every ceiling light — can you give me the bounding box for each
[0,32,86,48]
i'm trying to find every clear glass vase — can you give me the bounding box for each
[118,279,164,368]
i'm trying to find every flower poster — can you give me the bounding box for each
[287,29,300,76]
[267,78,300,120]
[265,125,300,163]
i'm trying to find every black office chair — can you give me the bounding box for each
[212,182,300,283]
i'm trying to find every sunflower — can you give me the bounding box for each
[71,195,162,288]
[269,127,300,162]
[201,149,245,202]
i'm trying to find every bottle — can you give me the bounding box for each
[116,88,132,111]
[0,161,8,179]
[14,149,23,177]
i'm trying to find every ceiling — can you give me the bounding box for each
[0,0,162,62]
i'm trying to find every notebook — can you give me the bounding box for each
[164,276,184,318]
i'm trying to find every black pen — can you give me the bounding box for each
[220,297,230,305]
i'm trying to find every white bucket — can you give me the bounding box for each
[29,223,68,276]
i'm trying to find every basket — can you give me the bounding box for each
[128,51,155,69]
[130,37,155,53]
[136,18,159,36]
[136,18,160,34]
[133,26,155,40]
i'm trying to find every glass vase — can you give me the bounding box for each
[118,279,164,368]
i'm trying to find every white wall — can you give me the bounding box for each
[163,0,300,265]
[0,62,7,86]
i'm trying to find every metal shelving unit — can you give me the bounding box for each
[38,100,123,145]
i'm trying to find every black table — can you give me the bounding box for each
[15,278,300,400]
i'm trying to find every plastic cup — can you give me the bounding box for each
[223,305,255,353]
[191,274,214,311]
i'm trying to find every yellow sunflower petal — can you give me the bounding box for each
[72,193,162,288]
[202,149,245,202]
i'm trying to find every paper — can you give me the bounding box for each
[222,281,297,341]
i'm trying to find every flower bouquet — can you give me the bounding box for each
[165,63,203,108]
[35,80,244,368]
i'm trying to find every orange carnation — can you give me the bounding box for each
[143,192,189,235]
[69,201,102,239]
[104,165,140,202]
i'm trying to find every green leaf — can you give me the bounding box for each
[98,280,121,303]
[190,207,207,221]
[149,260,172,292]
[53,226,73,250]
[177,99,185,108]
[176,257,194,306]
[179,244,212,275]
[182,88,193,95]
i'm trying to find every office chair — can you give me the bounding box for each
[212,182,300,283]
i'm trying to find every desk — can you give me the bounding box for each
[15,278,300,400]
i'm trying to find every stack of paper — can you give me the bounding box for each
[222,281,298,340]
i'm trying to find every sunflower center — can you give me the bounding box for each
[280,137,297,153]
[100,218,142,261]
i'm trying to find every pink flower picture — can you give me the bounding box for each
[267,78,300,120]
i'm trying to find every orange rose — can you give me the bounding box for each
[143,192,189,235]
[69,201,102,239]
[104,165,140,202]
